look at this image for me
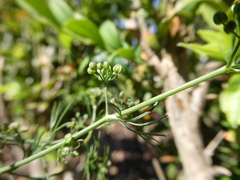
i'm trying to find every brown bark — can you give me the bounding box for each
[161,53,213,180]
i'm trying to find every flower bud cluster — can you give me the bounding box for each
[57,133,83,163]
[110,91,140,112]
[67,112,88,133]
[0,122,29,136]
[87,61,123,83]
[213,7,239,34]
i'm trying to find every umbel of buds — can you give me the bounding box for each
[87,61,123,83]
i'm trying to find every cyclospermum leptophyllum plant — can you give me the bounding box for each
[1,6,240,175]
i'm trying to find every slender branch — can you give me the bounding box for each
[226,38,240,69]
[82,103,97,146]
[104,86,109,116]
[0,117,108,174]
[120,66,228,116]
[204,130,226,157]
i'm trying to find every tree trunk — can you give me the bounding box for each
[141,40,215,179]
[161,54,214,180]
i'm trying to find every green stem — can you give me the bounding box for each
[104,86,109,116]
[120,66,228,116]
[226,37,240,69]
[0,117,108,174]
[82,104,97,146]
[0,66,228,175]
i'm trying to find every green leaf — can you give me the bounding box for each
[175,0,200,18]
[59,33,73,49]
[178,42,228,61]
[108,48,134,62]
[0,81,27,100]
[179,29,232,61]
[65,19,104,47]
[16,0,59,27]
[78,55,90,74]
[219,74,240,127]
[197,29,231,44]
[99,20,122,51]
[48,0,74,25]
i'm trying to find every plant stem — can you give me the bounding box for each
[226,37,240,69]
[0,117,109,174]
[82,104,97,146]
[0,66,228,175]
[120,66,228,116]
[104,86,109,116]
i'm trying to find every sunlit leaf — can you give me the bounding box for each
[59,33,73,49]
[65,19,104,47]
[219,74,240,127]
[178,42,228,61]
[197,30,231,44]
[108,48,134,62]
[17,0,59,27]
[48,0,74,25]
[99,20,122,51]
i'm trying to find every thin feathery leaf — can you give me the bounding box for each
[119,121,163,152]
[138,133,162,153]
[55,99,74,129]
[108,102,122,117]
[126,102,159,122]
[126,115,167,126]
[31,127,46,155]
[119,122,165,137]
[49,99,74,139]
[50,102,61,129]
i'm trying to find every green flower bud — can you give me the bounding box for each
[113,64,123,74]
[213,11,228,25]
[97,76,102,81]
[110,98,116,104]
[89,62,97,70]
[87,67,96,75]
[8,122,20,131]
[134,99,140,105]
[103,61,110,70]
[83,114,88,120]
[69,121,76,128]
[119,91,125,99]
[64,133,73,145]
[75,112,80,118]
[224,21,236,33]
[97,62,103,70]
[60,147,70,156]
[70,151,79,157]
[126,97,133,107]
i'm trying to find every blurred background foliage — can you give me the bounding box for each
[0,0,240,179]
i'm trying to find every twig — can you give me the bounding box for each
[152,157,167,180]
[204,130,226,157]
